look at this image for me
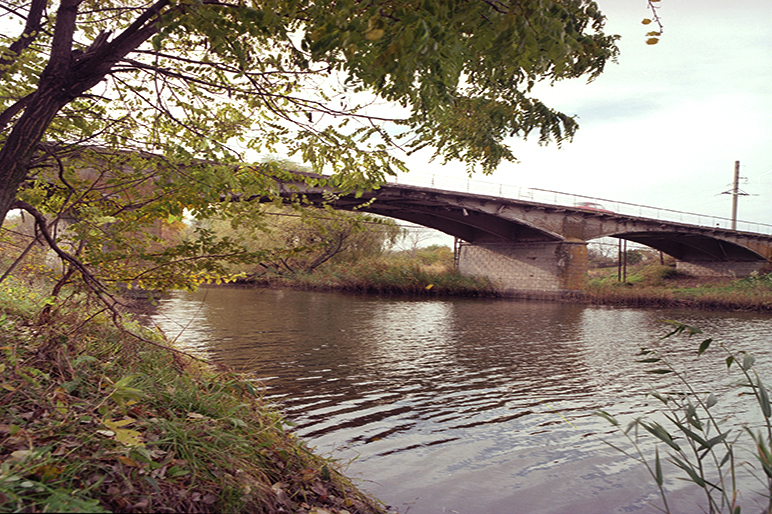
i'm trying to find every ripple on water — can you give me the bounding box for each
[153,288,772,514]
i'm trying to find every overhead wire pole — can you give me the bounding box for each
[731,160,740,230]
[722,160,749,231]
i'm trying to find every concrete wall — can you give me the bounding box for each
[457,240,587,299]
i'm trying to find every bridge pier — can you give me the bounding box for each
[457,239,588,299]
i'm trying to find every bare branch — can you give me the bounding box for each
[11,199,109,295]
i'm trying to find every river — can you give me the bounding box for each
[150,287,772,514]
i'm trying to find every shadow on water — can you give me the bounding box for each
[152,287,772,514]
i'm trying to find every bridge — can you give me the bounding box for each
[273,173,772,298]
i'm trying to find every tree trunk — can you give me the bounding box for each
[0,89,70,225]
[0,0,169,226]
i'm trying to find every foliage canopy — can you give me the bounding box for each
[0,0,619,294]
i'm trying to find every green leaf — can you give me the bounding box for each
[720,448,733,468]
[743,354,756,370]
[646,369,674,375]
[670,455,706,488]
[641,421,680,452]
[595,410,619,427]
[702,432,729,451]
[669,417,707,448]
[758,378,771,418]
[697,338,712,355]
[654,447,663,486]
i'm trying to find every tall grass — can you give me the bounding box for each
[0,281,387,513]
[598,322,772,513]
[250,255,497,296]
[587,265,772,311]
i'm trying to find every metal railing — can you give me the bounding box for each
[388,172,772,236]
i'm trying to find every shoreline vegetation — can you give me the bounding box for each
[239,257,772,312]
[584,263,772,311]
[0,273,389,514]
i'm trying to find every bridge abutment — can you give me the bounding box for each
[457,239,588,299]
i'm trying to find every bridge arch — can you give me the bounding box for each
[274,177,772,297]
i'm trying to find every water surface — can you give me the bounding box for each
[151,287,772,513]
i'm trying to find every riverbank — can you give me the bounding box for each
[585,264,772,311]
[0,276,388,514]
[244,258,498,297]
[244,260,772,312]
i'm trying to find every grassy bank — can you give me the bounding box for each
[246,256,497,297]
[246,253,772,311]
[586,264,772,311]
[0,276,387,514]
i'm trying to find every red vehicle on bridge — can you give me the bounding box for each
[575,201,613,213]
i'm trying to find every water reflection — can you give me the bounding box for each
[152,287,772,514]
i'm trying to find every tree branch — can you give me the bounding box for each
[0,0,47,80]
[0,93,34,134]
[11,199,109,295]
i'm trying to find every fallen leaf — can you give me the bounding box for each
[117,455,140,467]
[103,418,135,429]
[6,450,31,464]
[33,465,63,480]
[114,428,144,447]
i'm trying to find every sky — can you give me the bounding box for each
[394,0,772,240]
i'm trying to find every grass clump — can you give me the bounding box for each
[587,264,772,311]
[598,322,772,513]
[0,283,387,513]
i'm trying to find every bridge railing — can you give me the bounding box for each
[388,172,772,236]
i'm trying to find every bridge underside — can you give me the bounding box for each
[617,232,768,278]
[276,180,771,296]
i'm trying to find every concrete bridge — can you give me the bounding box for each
[273,176,772,298]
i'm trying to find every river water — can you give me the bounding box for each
[150,287,772,514]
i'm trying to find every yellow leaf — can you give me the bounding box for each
[646,38,659,45]
[365,29,385,41]
[642,18,652,25]
[34,464,63,480]
[114,428,144,447]
[104,418,135,429]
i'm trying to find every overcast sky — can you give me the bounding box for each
[398,0,772,231]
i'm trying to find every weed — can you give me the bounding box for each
[598,321,772,513]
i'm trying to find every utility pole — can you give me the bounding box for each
[721,160,749,231]
[731,160,740,230]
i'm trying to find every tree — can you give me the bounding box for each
[0,0,619,223]
[195,205,403,276]
[0,0,619,296]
